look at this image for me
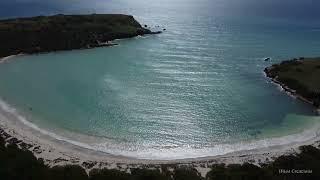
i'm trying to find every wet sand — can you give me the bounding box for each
[1,98,320,176]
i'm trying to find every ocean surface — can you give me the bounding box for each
[0,0,320,159]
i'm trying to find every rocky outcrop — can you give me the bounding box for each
[264,58,320,109]
[0,14,160,58]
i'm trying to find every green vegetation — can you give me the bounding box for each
[0,14,155,58]
[265,57,320,107]
[1,134,320,180]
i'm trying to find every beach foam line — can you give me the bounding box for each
[92,119,320,160]
[0,98,96,152]
[1,97,320,161]
[0,54,24,63]
[0,55,15,63]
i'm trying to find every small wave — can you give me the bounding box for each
[92,122,320,160]
[0,98,94,151]
[1,97,320,160]
[134,35,148,39]
[0,54,22,63]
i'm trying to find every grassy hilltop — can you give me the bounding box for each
[265,58,320,107]
[0,14,154,58]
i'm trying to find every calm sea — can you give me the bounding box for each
[0,0,320,159]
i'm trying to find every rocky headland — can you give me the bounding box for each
[0,14,161,58]
[264,57,320,110]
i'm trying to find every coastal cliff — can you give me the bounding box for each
[264,57,320,108]
[0,14,158,58]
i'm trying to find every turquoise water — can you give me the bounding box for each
[0,0,320,159]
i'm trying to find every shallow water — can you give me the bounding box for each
[0,0,320,159]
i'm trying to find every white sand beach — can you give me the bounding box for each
[1,98,320,176]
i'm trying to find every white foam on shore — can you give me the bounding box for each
[0,54,24,63]
[0,97,320,161]
[0,99,95,151]
[92,119,320,160]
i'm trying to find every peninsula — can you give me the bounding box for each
[0,14,159,58]
[265,57,320,108]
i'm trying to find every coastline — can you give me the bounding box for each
[0,54,24,63]
[1,97,320,175]
[264,61,320,114]
[0,41,118,64]
[0,14,162,59]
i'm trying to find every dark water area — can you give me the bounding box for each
[1,0,320,21]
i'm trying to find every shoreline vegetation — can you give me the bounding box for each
[0,14,162,59]
[264,57,320,112]
[1,125,320,180]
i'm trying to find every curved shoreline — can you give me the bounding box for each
[1,97,320,172]
[0,54,24,63]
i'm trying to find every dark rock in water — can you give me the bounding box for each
[264,57,271,61]
[89,43,118,49]
[149,31,162,34]
[144,24,148,28]
[163,28,166,31]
